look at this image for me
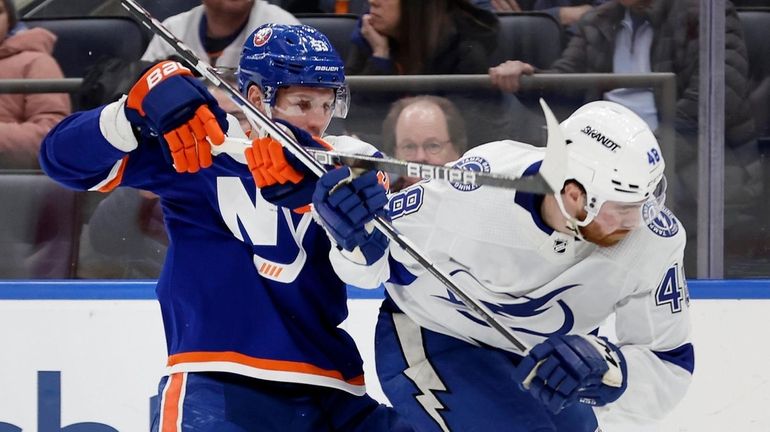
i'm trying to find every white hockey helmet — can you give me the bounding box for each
[555,101,667,230]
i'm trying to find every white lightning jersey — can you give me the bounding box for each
[330,140,693,429]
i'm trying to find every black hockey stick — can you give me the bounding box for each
[215,138,554,193]
[121,0,568,353]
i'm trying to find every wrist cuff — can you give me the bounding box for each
[99,95,139,153]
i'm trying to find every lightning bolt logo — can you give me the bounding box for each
[392,313,450,431]
[436,270,578,339]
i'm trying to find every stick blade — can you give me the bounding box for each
[537,98,568,194]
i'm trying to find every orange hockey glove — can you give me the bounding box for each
[125,60,227,173]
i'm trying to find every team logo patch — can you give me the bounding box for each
[450,156,490,192]
[647,206,679,238]
[253,27,273,47]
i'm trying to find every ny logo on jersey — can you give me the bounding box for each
[216,177,310,283]
[217,177,278,245]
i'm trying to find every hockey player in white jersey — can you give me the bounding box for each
[311,101,693,431]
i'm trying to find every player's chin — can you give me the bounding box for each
[582,229,630,247]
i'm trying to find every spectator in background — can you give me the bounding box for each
[275,0,368,13]
[488,0,523,11]
[483,0,606,41]
[381,95,466,191]
[142,0,299,69]
[489,0,601,27]
[0,0,69,169]
[488,0,760,272]
[280,0,489,15]
[344,0,517,148]
[529,0,608,40]
[346,0,498,76]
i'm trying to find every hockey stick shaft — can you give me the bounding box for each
[120,0,530,352]
[216,137,553,193]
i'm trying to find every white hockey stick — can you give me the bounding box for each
[215,137,555,193]
[121,0,566,353]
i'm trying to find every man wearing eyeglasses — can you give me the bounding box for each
[381,95,468,191]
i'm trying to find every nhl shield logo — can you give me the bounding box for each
[253,27,273,47]
[451,156,491,192]
[553,239,568,254]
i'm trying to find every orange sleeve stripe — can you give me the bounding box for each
[168,351,365,386]
[161,373,183,432]
[97,156,129,192]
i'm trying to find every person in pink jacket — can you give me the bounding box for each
[0,0,70,169]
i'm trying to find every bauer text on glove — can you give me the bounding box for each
[125,60,228,173]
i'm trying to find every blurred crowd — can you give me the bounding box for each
[1,0,768,278]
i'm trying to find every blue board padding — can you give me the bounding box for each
[0,280,768,300]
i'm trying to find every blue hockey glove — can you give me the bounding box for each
[247,118,329,211]
[125,60,228,173]
[312,166,390,264]
[514,335,627,414]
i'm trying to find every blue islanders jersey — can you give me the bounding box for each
[40,98,379,395]
[331,140,694,428]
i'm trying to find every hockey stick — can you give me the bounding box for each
[214,137,554,193]
[121,0,566,353]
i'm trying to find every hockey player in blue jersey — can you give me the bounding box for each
[39,24,411,432]
[313,101,693,431]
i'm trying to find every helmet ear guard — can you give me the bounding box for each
[236,24,348,119]
[554,101,667,236]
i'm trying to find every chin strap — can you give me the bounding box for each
[553,192,594,241]
[250,102,274,138]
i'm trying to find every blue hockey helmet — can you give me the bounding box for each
[237,23,349,118]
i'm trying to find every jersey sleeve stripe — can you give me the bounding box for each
[88,156,129,192]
